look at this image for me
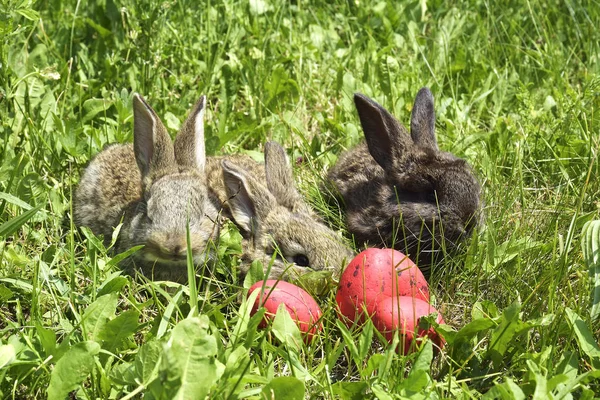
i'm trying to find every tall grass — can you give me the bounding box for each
[1,0,599,398]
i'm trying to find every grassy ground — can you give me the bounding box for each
[1,0,600,398]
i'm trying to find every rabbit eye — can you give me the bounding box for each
[293,254,310,267]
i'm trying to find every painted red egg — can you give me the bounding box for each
[372,296,445,355]
[249,280,323,339]
[336,248,429,325]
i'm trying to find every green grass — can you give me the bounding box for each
[1,0,600,398]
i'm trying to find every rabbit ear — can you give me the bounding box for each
[174,95,207,170]
[410,87,438,150]
[133,94,176,181]
[221,160,277,233]
[354,93,411,169]
[264,141,303,208]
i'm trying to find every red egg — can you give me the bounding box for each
[372,296,445,354]
[336,248,429,325]
[249,280,323,339]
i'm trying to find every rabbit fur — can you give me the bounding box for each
[74,94,220,282]
[327,87,481,273]
[75,94,353,283]
[206,141,354,281]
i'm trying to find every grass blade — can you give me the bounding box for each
[0,204,43,238]
[581,221,600,321]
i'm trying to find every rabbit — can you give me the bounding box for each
[327,87,481,275]
[205,141,354,281]
[73,94,220,282]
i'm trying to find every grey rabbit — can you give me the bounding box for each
[206,141,354,281]
[327,87,481,274]
[74,94,220,282]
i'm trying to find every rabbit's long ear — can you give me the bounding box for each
[221,160,277,234]
[174,95,207,170]
[264,141,304,209]
[354,93,411,170]
[133,94,176,181]
[410,87,438,150]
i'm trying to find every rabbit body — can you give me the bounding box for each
[74,95,219,282]
[206,143,354,281]
[327,88,481,271]
[75,94,352,283]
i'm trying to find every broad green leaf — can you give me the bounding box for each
[0,278,33,293]
[82,292,118,342]
[134,339,163,384]
[16,8,40,21]
[553,369,600,399]
[164,111,181,131]
[82,98,114,122]
[0,284,14,302]
[249,0,270,15]
[487,301,525,364]
[97,274,129,297]
[79,226,105,252]
[331,381,369,400]
[527,360,549,400]
[364,353,385,377]
[458,317,497,338]
[581,220,600,321]
[552,351,578,396]
[0,204,42,238]
[109,361,137,386]
[35,322,56,357]
[336,319,360,368]
[411,340,434,373]
[271,304,303,351]
[243,259,265,289]
[98,309,139,352]
[261,377,305,400]
[0,344,16,369]
[482,378,526,400]
[286,350,311,381]
[371,383,393,400]
[106,245,144,267]
[224,343,250,375]
[294,270,332,296]
[358,319,374,363]
[0,192,33,210]
[47,341,101,400]
[399,370,430,395]
[164,316,225,400]
[564,308,600,368]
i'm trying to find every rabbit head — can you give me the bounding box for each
[220,142,353,281]
[117,94,220,281]
[330,88,481,269]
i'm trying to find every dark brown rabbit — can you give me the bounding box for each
[327,88,481,274]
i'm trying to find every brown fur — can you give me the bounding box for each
[74,95,219,282]
[207,142,353,280]
[327,88,481,274]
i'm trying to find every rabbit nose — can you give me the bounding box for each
[172,244,182,255]
[165,236,188,257]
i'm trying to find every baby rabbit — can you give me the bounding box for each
[206,141,354,281]
[74,94,220,282]
[327,88,481,273]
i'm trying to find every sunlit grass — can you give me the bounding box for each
[1,0,599,398]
